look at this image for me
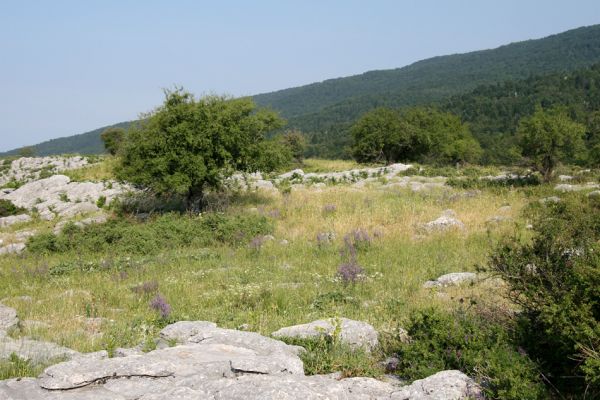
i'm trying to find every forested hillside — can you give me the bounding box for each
[444,63,600,163]
[0,122,132,157]
[3,24,600,159]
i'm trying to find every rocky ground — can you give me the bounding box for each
[0,303,481,399]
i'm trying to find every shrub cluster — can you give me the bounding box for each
[488,195,600,396]
[395,308,548,399]
[27,212,273,255]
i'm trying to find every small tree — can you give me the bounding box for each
[279,130,307,163]
[18,146,36,158]
[518,108,585,182]
[100,127,126,155]
[116,88,285,209]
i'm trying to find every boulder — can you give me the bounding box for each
[423,272,478,288]
[390,370,482,399]
[272,318,379,351]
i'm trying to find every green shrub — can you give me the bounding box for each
[447,173,540,190]
[0,199,25,217]
[488,195,600,396]
[27,212,273,256]
[395,308,547,399]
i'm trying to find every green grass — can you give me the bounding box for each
[0,160,547,379]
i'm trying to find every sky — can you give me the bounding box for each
[1,1,599,151]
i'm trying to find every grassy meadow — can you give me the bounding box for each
[0,158,569,378]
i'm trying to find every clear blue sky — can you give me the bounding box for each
[1,0,599,151]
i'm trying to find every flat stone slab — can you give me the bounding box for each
[0,335,80,364]
[272,318,379,351]
[423,272,478,288]
[0,320,480,399]
[0,304,18,333]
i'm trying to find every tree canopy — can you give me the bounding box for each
[351,107,481,165]
[100,127,126,155]
[517,107,586,181]
[116,89,285,208]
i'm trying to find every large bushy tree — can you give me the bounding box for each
[518,107,585,181]
[351,107,481,164]
[116,89,285,208]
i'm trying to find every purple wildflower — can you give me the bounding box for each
[149,294,171,319]
[337,261,365,284]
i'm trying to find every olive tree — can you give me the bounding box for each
[116,89,285,209]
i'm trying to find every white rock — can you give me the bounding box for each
[0,214,31,228]
[272,318,379,351]
[390,370,481,399]
[0,243,26,255]
[423,272,478,288]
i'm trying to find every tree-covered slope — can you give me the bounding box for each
[0,122,132,157]
[3,24,600,158]
[254,24,600,121]
[443,63,600,163]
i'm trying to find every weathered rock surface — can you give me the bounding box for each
[0,214,31,228]
[423,272,478,288]
[0,304,18,333]
[0,303,83,363]
[555,183,600,192]
[390,370,482,399]
[0,335,80,364]
[0,156,89,187]
[0,319,480,399]
[272,318,379,351]
[0,243,26,255]
[0,175,128,219]
[422,210,464,233]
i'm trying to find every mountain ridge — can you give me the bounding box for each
[3,24,600,158]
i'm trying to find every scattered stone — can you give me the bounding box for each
[558,175,573,181]
[539,196,561,204]
[422,211,464,233]
[555,183,600,192]
[497,205,512,213]
[485,215,511,225]
[272,317,379,351]
[0,243,26,255]
[423,272,478,288]
[0,214,31,228]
